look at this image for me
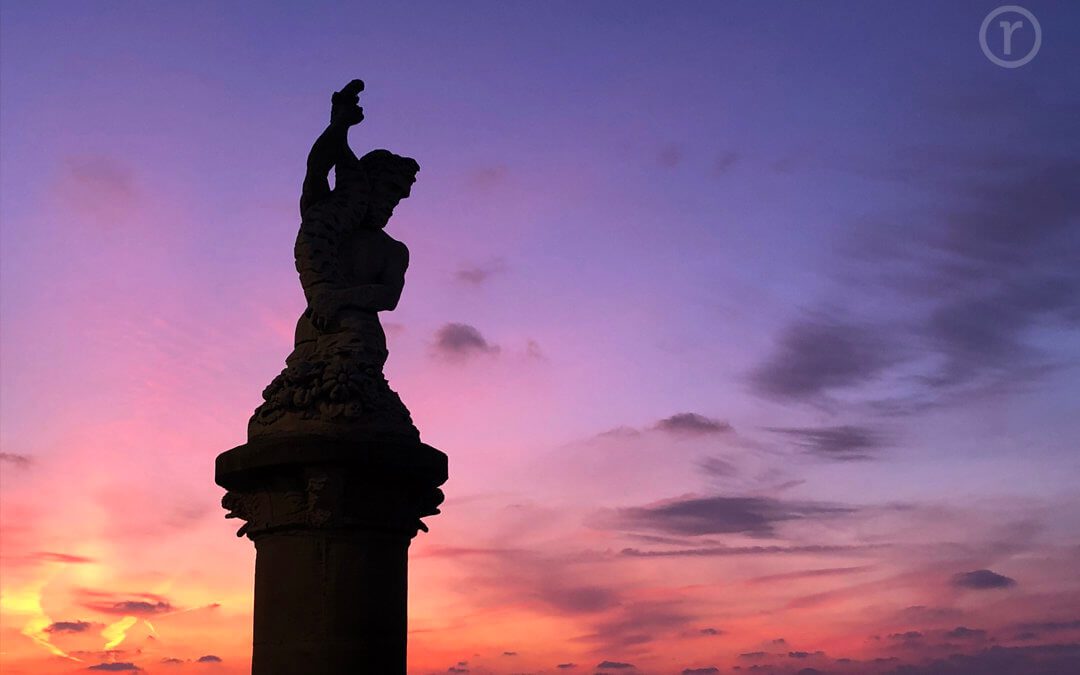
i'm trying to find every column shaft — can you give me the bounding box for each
[251,531,410,675]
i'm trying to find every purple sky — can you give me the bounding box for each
[2,2,1079,674]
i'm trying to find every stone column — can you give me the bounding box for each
[215,435,447,675]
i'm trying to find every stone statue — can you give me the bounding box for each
[216,80,447,674]
[249,79,420,442]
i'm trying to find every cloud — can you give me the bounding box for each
[766,425,885,461]
[751,89,1080,414]
[107,601,173,614]
[749,318,899,402]
[655,413,732,436]
[592,426,642,441]
[897,606,964,623]
[1014,619,1080,635]
[31,552,96,564]
[80,591,175,616]
[597,661,636,669]
[455,259,507,285]
[699,628,724,636]
[101,617,138,650]
[0,452,32,468]
[434,544,626,621]
[880,643,1080,675]
[613,494,856,538]
[921,273,1079,392]
[196,654,222,662]
[87,665,142,672]
[622,543,873,557]
[581,600,697,648]
[433,323,499,359]
[592,413,732,444]
[683,668,720,675]
[746,566,873,585]
[951,569,1017,590]
[556,664,577,669]
[543,585,621,614]
[699,456,739,477]
[833,143,1078,410]
[46,621,92,633]
[946,627,987,640]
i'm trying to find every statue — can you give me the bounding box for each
[216,80,447,675]
[249,79,420,442]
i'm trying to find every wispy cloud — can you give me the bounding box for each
[621,543,877,558]
[654,413,732,436]
[745,566,873,585]
[0,452,33,468]
[612,495,857,538]
[951,569,1017,590]
[80,591,175,616]
[749,318,900,402]
[45,620,93,633]
[455,258,508,285]
[766,425,885,461]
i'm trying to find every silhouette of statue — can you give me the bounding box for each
[249,79,420,442]
[216,80,447,675]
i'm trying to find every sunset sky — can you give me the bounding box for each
[2,2,1079,674]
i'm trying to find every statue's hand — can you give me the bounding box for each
[330,102,364,128]
[307,289,344,331]
[336,79,364,101]
[330,79,365,127]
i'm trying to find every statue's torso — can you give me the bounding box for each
[343,229,399,285]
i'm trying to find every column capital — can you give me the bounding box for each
[216,434,447,540]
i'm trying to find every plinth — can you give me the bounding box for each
[215,434,447,675]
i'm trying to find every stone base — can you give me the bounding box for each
[215,434,447,675]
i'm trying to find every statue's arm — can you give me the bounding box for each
[299,125,351,214]
[299,80,365,215]
[305,243,408,329]
[340,242,409,312]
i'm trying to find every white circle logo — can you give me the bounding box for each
[980,5,1041,68]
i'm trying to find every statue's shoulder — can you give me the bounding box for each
[378,231,410,265]
[369,228,406,265]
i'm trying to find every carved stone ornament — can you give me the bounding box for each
[221,467,444,540]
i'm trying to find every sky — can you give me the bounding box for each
[1,1,1079,673]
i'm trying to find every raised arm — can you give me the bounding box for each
[299,79,365,215]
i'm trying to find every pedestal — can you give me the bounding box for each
[215,434,447,675]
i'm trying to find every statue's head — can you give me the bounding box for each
[339,149,419,229]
